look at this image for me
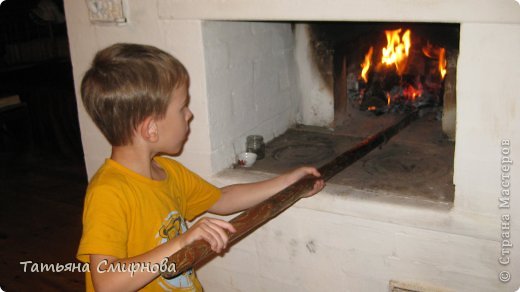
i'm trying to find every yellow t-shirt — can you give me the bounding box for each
[77,157,221,291]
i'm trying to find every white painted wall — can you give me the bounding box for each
[202,21,299,171]
[454,23,520,215]
[294,24,334,127]
[64,0,215,178]
[157,0,520,23]
[201,22,520,291]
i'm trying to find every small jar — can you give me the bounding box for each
[246,135,265,160]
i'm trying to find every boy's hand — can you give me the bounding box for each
[287,167,325,198]
[179,218,236,253]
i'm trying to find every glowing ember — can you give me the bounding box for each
[422,42,436,58]
[381,29,411,74]
[360,46,373,83]
[403,83,423,101]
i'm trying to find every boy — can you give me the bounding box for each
[77,43,324,291]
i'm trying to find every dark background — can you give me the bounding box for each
[0,0,87,290]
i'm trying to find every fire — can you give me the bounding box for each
[439,47,447,79]
[355,27,448,114]
[381,29,411,74]
[403,83,423,101]
[422,42,436,58]
[422,42,448,80]
[360,46,373,83]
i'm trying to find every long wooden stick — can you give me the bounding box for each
[161,111,419,279]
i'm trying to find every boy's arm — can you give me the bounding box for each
[209,166,324,215]
[89,217,235,292]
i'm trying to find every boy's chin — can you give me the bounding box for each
[159,146,184,157]
[159,137,188,157]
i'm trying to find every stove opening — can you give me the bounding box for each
[325,22,460,138]
[251,22,460,205]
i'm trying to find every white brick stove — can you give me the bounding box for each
[65,0,520,291]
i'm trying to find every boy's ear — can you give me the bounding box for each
[140,116,159,142]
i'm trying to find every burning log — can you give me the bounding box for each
[161,111,419,279]
[352,28,448,116]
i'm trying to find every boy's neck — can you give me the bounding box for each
[110,145,165,180]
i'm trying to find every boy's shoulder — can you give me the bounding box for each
[154,157,209,187]
[87,157,198,194]
[155,156,193,177]
[86,159,132,195]
[90,159,128,183]
[84,158,179,201]
[89,157,186,184]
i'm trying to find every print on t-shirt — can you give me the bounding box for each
[156,210,196,290]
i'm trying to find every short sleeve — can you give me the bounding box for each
[162,158,221,221]
[182,170,221,221]
[77,185,129,263]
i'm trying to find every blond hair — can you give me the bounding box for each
[81,43,189,146]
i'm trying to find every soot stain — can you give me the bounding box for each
[306,240,317,254]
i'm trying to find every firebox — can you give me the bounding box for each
[251,22,460,204]
[309,23,459,133]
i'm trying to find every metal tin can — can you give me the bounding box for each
[246,135,265,160]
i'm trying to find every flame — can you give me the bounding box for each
[439,48,447,79]
[360,46,373,83]
[422,43,448,80]
[381,29,411,74]
[422,42,436,58]
[403,83,423,101]
[357,27,447,113]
